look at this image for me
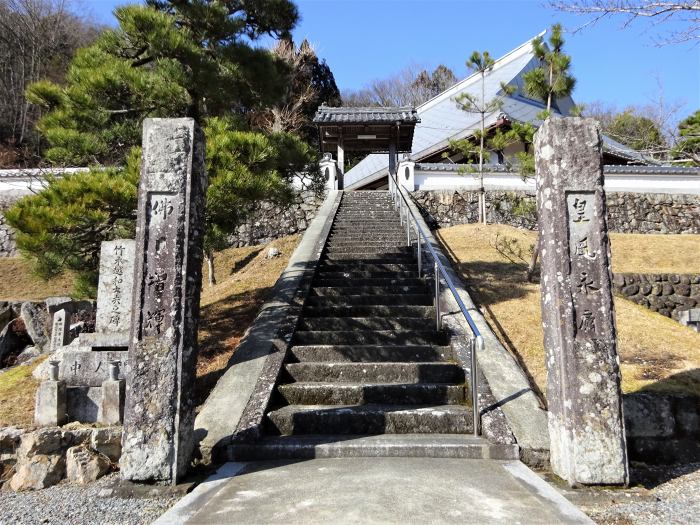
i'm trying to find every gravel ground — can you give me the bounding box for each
[0,473,182,525]
[560,462,700,525]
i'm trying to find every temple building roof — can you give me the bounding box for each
[343,32,652,190]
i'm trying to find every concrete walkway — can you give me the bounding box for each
[154,458,593,524]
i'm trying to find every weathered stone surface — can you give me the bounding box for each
[0,318,32,366]
[44,297,72,317]
[58,349,128,386]
[98,379,125,425]
[91,427,122,462]
[15,345,41,365]
[623,393,675,438]
[121,118,207,483]
[34,380,67,427]
[66,445,110,484]
[49,309,70,353]
[9,453,65,491]
[20,302,49,351]
[94,239,135,335]
[536,117,628,486]
[66,386,102,422]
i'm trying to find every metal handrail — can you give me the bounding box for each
[388,171,483,437]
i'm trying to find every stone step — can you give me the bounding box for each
[285,362,465,383]
[324,253,415,262]
[325,241,408,249]
[304,295,433,307]
[324,246,413,255]
[227,434,518,461]
[313,277,426,288]
[319,262,418,273]
[292,330,448,346]
[314,270,419,280]
[302,305,434,318]
[278,382,465,405]
[290,345,454,363]
[299,316,433,331]
[267,404,473,435]
[311,286,429,297]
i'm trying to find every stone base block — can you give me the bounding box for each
[98,380,125,425]
[34,381,66,426]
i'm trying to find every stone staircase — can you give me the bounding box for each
[231,191,515,460]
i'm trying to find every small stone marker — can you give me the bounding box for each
[535,117,628,486]
[49,309,70,353]
[79,240,135,348]
[120,118,207,484]
[35,361,66,426]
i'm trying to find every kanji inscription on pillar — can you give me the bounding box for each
[120,118,206,484]
[536,117,628,486]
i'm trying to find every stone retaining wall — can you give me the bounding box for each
[0,196,18,257]
[412,190,700,234]
[623,393,700,464]
[227,189,326,247]
[613,273,700,319]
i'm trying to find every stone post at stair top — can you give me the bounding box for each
[120,118,207,484]
[535,117,628,486]
[320,153,338,191]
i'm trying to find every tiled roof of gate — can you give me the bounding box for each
[313,106,420,124]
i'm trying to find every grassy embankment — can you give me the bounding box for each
[0,235,300,426]
[437,224,700,400]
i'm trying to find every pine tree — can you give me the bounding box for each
[672,110,700,165]
[522,24,577,119]
[522,24,577,281]
[451,51,515,224]
[26,0,300,165]
[11,0,323,293]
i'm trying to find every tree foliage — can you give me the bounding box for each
[11,0,328,292]
[0,0,100,166]
[5,150,140,297]
[522,24,577,118]
[673,109,700,165]
[606,109,667,153]
[254,38,340,144]
[27,0,299,166]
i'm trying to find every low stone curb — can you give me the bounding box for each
[193,191,342,464]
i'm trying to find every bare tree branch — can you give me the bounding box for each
[548,1,700,44]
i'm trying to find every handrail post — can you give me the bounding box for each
[434,261,440,331]
[472,336,482,436]
[417,232,422,278]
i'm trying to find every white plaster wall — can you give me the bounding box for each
[414,169,700,195]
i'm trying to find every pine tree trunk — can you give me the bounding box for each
[526,234,540,282]
[206,250,216,287]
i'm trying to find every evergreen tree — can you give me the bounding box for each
[673,109,700,166]
[451,51,515,224]
[10,0,324,293]
[522,24,577,281]
[26,0,299,165]
[522,24,577,118]
[607,109,666,155]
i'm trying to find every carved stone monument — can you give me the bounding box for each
[535,117,628,486]
[120,118,206,484]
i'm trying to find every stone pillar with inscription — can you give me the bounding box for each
[536,117,628,486]
[120,118,206,484]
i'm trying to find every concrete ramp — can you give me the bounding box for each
[155,457,593,524]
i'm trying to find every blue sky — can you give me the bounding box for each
[85,0,699,122]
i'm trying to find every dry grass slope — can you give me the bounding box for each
[437,224,700,398]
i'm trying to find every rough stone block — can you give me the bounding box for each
[58,349,128,386]
[98,379,124,425]
[90,427,122,462]
[34,381,67,427]
[9,454,65,491]
[623,394,674,438]
[66,445,110,484]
